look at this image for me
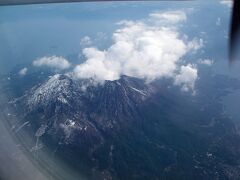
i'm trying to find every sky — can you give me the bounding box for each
[0,1,238,92]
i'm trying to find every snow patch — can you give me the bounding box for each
[129,86,147,96]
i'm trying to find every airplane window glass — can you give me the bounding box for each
[1,1,240,180]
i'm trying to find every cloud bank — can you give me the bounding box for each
[33,56,71,70]
[73,10,201,92]
[149,10,187,24]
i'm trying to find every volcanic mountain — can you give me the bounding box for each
[6,73,240,180]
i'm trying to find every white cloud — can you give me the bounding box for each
[33,56,71,70]
[174,64,198,92]
[149,10,187,24]
[220,0,233,8]
[187,37,203,51]
[198,59,213,66]
[19,67,28,76]
[80,36,92,47]
[216,17,221,26]
[73,10,202,92]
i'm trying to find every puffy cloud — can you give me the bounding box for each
[74,24,186,82]
[174,64,198,92]
[80,36,92,47]
[220,0,233,8]
[19,67,28,76]
[33,56,71,70]
[187,38,203,52]
[198,59,213,66]
[74,48,120,81]
[74,10,202,92]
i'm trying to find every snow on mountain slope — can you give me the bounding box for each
[14,74,154,148]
